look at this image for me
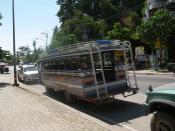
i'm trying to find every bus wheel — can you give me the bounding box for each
[45,87,55,95]
[64,90,76,104]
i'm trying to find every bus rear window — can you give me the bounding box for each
[103,52,112,66]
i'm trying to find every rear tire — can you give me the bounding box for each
[64,90,76,104]
[151,111,175,131]
[45,87,55,95]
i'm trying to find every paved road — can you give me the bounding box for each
[3,66,175,131]
[136,74,175,94]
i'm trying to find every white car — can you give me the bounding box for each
[18,65,39,82]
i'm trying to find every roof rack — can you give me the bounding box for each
[49,40,126,55]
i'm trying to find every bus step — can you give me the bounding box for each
[128,83,136,86]
[98,91,107,95]
[98,87,106,92]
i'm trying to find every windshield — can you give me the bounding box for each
[24,66,37,72]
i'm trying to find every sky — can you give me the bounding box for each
[0,0,60,53]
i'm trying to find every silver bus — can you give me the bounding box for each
[38,40,138,104]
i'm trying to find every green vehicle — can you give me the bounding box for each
[145,83,175,131]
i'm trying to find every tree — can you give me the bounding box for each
[33,40,36,51]
[50,12,104,49]
[49,30,78,49]
[49,26,59,49]
[50,0,145,49]
[122,11,141,30]
[137,9,175,63]
[56,0,145,30]
[57,0,118,27]
[57,0,78,23]
[137,10,175,45]
[17,46,32,63]
[95,19,107,39]
[0,12,2,26]
[0,47,3,60]
[107,22,131,40]
[32,40,38,62]
[0,47,13,63]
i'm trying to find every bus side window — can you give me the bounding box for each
[103,52,112,66]
[49,61,55,70]
[64,57,71,70]
[114,51,124,65]
[81,55,91,70]
[71,56,80,71]
[55,59,64,71]
[43,62,49,70]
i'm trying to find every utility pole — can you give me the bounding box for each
[41,32,48,50]
[12,0,19,86]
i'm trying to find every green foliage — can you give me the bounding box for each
[57,0,118,26]
[33,48,45,60]
[49,0,145,49]
[17,45,45,63]
[33,40,36,51]
[49,32,77,50]
[95,19,107,38]
[107,23,131,40]
[57,0,78,23]
[123,11,141,30]
[0,47,13,63]
[49,30,78,49]
[0,12,2,26]
[137,9,175,45]
[17,46,32,63]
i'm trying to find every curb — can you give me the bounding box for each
[17,83,42,96]
[137,73,173,75]
[129,72,174,75]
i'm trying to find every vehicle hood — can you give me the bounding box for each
[153,82,175,94]
[24,71,38,75]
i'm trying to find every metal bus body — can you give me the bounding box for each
[38,40,138,103]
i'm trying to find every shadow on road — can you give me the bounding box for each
[0,83,11,88]
[43,91,145,125]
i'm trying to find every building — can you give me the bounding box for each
[146,0,175,18]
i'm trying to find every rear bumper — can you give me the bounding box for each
[84,80,129,99]
[25,77,39,82]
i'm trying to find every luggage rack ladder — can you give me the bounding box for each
[122,41,138,94]
[88,43,108,99]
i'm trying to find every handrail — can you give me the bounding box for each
[54,40,125,55]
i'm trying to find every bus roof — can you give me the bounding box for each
[38,40,130,62]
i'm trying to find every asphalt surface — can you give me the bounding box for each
[2,66,175,131]
[136,74,175,94]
